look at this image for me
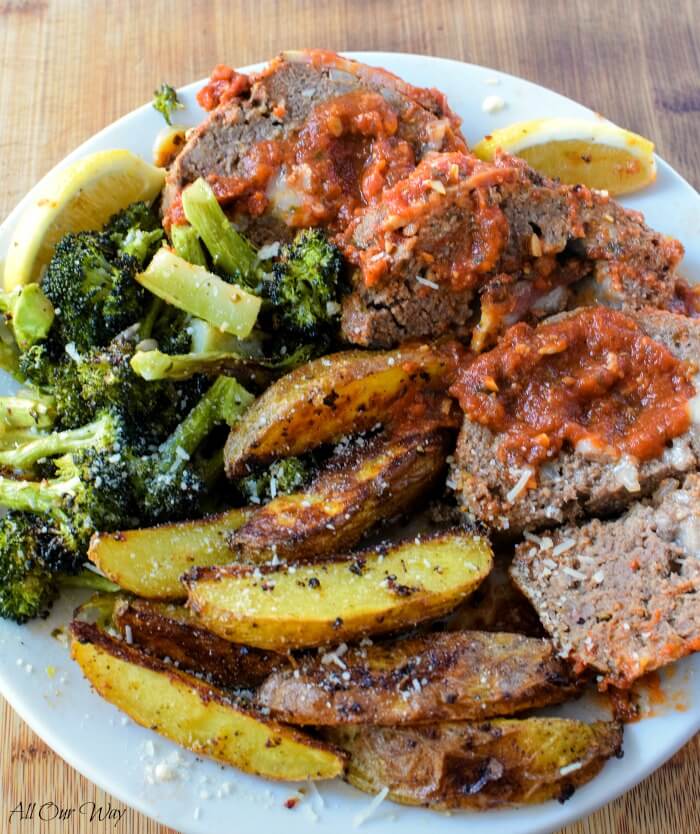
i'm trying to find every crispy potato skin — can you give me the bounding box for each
[113,598,286,689]
[326,718,623,809]
[70,621,345,781]
[88,508,252,601]
[258,630,581,725]
[224,344,454,477]
[230,428,451,562]
[185,530,493,651]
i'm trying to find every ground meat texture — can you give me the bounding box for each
[510,474,700,688]
[162,50,466,240]
[340,150,686,348]
[450,308,700,534]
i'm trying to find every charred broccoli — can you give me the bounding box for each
[105,201,163,266]
[0,511,117,623]
[266,229,343,338]
[41,201,162,351]
[42,232,147,351]
[237,457,311,505]
[131,375,253,523]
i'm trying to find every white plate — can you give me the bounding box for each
[0,52,698,834]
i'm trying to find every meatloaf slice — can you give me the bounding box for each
[162,50,466,241]
[510,474,700,688]
[450,307,700,534]
[340,150,686,348]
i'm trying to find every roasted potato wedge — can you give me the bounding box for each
[230,427,450,562]
[326,718,623,809]
[112,597,286,689]
[258,630,580,725]
[88,508,252,601]
[70,621,345,781]
[185,530,493,650]
[224,344,453,477]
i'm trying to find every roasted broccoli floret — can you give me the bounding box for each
[0,511,117,623]
[0,446,135,559]
[131,375,253,523]
[105,201,164,266]
[152,82,184,126]
[237,457,311,505]
[20,339,205,443]
[0,283,55,351]
[42,231,148,351]
[266,229,343,338]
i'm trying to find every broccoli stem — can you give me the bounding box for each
[0,284,55,350]
[171,224,207,267]
[155,376,253,471]
[130,348,249,381]
[138,296,165,340]
[181,178,258,283]
[130,342,316,381]
[0,331,22,381]
[136,248,262,339]
[0,394,56,430]
[0,474,80,515]
[197,447,225,488]
[0,413,116,469]
[58,569,119,594]
[0,428,49,451]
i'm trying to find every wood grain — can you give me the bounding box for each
[0,1,698,833]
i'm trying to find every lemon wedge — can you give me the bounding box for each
[4,149,165,290]
[473,117,656,196]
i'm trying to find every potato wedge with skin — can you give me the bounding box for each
[112,597,285,689]
[70,621,345,781]
[326,718,623,809]
[230,428,451,563]
[224,344,453,477]
[88,507,252,601]
[185,530,493,651]
[258,630,580,725]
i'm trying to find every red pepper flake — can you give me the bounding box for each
[284,797,299,810]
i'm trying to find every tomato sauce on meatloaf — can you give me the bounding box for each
[450,306,696,470]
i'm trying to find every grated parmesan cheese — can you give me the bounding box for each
[352,786,389,828]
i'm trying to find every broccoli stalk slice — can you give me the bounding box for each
[0,473,82,516]
[181,178,258,283]
[0,393,56,430]
[0,284,55,350]
[58,569,119,593]
[155,376,253,471]
[136,248,261,339]
[130,342,317,381]
[0,428,50,451]
[0,412,119,469]
[171,224,207,267]
[0,326,22,380]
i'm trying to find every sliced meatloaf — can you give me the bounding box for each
[340,151,686,347]
[450,307,700,534]
[510,474,700,688]
[162,50,466,241]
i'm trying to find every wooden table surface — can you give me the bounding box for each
[1,1,699,832]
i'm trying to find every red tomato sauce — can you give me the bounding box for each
[450,306,696,470]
